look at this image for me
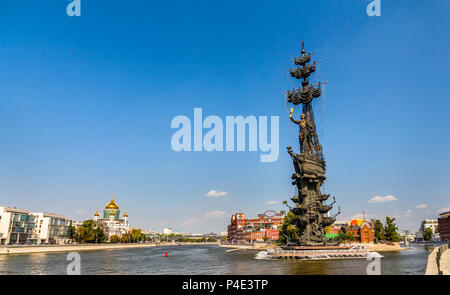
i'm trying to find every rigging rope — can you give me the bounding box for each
[285,69,301,152]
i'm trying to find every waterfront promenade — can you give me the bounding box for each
[0,242,219,255]
[440,250,450,274]
[425,243,450,275]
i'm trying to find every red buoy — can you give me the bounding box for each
[164,252,168,257]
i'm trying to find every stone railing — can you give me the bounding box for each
[425,243,449,275]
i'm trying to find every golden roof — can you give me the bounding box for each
[123,211,128,217]
[94,210,99,216]
[109,210,115,215]
[105,195,119,209]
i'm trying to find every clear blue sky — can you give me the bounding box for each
[0,1,448,233]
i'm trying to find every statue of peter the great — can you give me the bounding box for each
[289,108,314,154]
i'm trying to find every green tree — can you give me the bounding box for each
[373,219,385,242]
[76,220,95,243]
[423,227,433,241]
[94,227,106,243]
[130,228,145,243]
[121,233,131,243]
[110,235,121,243]
[384,217,399,242]
[74,220,106,243]
[68,226,76,240]
[278,212,299,244]
[337,230,354,243]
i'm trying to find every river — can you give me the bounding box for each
[0,244,434,275]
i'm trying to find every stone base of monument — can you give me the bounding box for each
[265,245,371,260]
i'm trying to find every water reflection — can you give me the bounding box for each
[0,244,430,275]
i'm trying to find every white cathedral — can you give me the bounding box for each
[93,196,129,239]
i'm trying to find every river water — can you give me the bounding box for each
[0,244,434,275]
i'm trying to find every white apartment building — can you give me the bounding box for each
[416,219,439,241]
[420,219,439,233]
[0,207,36,245]
[31,212,73,244]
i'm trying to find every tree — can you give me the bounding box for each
[373,219,385,242]
[121,233,131,243]
[130,228,145,243]
[76,220,96,243]
[75,220,106,243]
[337,230,354,243]
[278,212,299,244]
[384,217,399,242]
[423,227,433,241]
[94,227,106,243]
[68,226,76,240]
[110,235,121,243]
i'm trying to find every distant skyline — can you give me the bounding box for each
[0,1,449,233]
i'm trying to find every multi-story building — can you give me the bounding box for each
[438,211,450,242]
[329,219,374,243]
[93,197,129,240]
[416,219,439,241]
[31,212,73,244]
[227,212,284,243]
[0,207,36,245]
[420,219,439,233]
[345,221,374,243]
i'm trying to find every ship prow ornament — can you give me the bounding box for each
[282,41,340,247]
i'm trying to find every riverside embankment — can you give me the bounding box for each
[425,243,450,275]
[0,242,219,255]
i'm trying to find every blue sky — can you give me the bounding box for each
[0,1,449,233]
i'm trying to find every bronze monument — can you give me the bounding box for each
[281,42,340,246]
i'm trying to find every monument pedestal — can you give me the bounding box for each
[267,245,371,260]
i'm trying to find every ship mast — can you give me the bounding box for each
[287,41,323,161]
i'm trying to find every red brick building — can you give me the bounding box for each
[438,211,450,241]
[345,221,374,243]
[227,213,284,243]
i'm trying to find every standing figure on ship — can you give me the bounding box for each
[289,107,314,154]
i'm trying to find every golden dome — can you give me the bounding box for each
[123,211,128,217]
[105,196,119,209]
[109,210,115,216]
[94,210,99,216]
